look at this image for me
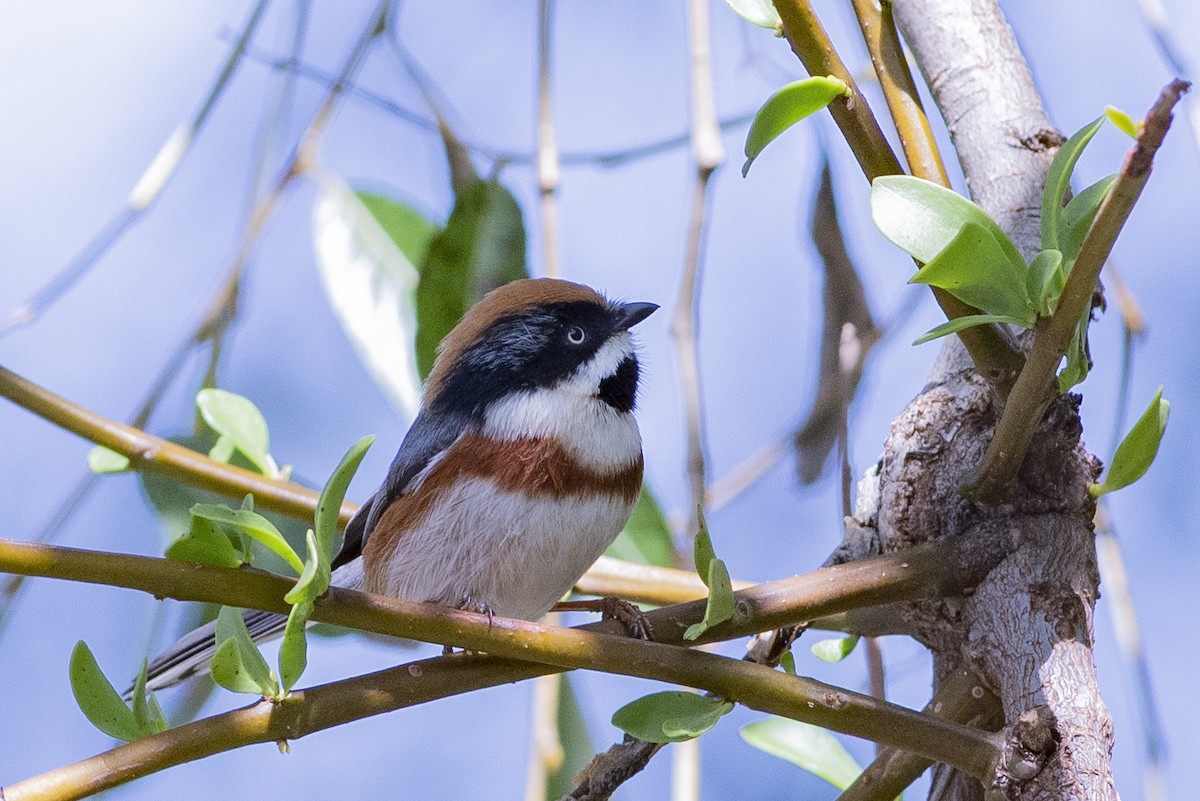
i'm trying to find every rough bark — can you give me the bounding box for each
[849,1,1119,799]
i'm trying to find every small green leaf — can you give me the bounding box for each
[87,445,130,474]
[810,635,860,663]
[871,175,1027,270]
[912,314,1029,345]
[190,504,303,574]
[612,691,734,744]
[417,179,529,378]
[779,651,796,675]
[742,77,850,176]
[212,607,277,697]
[284,529,323,604]
[684,558,735,640]
[1041,115,1106,252]
[278,600,314,693]
[1027,249,1066,317]
[692,508,717,579]
[1060,174,1117,262]
[196,389,277,476]
[606,485,675,568]
[740,717,863,789]
[165,515,244,569]
[130,659,168,735]
[69,641,142,741]
[723,0,781,28]
[1105,105,1140,139]
[908,221,1035,324]
[315,436,374,569]
[1057,307,1093,392]
[1091,387,1170,497]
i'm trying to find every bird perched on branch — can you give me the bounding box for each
[143,278,658,691]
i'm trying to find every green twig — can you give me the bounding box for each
[0,535,1006,800]
[968,79,1189,502]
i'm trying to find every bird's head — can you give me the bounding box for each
[423,278,657,421]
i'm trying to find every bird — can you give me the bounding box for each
[142,278,658,691]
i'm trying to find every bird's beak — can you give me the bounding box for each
[614,301,659,330]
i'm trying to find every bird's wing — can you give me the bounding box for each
[331,409,469,569]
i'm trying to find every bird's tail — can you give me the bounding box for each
[132,560,364,697]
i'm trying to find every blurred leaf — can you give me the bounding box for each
[908,220,1035,325]
[190,504,303,575]
[870,175,1026,270]
[780,651,796,675]
[742,77,850,176]
[196,389,277,476]
[165,515,244,569]
[1091,386,1169,497]
[606,485,675,568]
[912,314,1027,346]
[723,0,781,29]
[313,174,426,423]
[87,445,130,474]
[212,607,277,697]
[70,641,149,742]
[810,634,860,663]
[612,691,733,744]
[546,676,595,800]
[1041,115,1105,252]
[1027,249,1066,317]
[1058,306,1094,392]
[1060,174,1117,262]
[740,717,863,789]
[794,160,878,483]
[1105,105,1140,138]
[278,599,314,693]
[416,179,528,378]
[692,508,717,578]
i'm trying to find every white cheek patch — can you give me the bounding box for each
[481,333,642,472]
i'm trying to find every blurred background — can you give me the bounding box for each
[1,1,1197,798]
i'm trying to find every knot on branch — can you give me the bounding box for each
[995,705,1059,792]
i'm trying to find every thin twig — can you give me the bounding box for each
[850,0,949,185]
[0,534,1011,800]
[968,80,1189,502]
[673,0,724,541]
[537,0,562,278]
[0,0,273,339]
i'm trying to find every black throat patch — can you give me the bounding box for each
[598,356,639,413]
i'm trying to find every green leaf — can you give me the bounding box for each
[69,641,143,741]
[312,175,428,422]
[684,558,735,640]
[1091,386,1170,497]
[908,221,1035,324]
[130,658,168,735]
[810,635,860,663]
[740,717,863,790]
[1027,249,1066,317]
[779,651,796,675]
[606,485,675,568]
[212,607,277,697]
[190,504,303,574]
[315,435,374,569]
[1105,105,1140,139]
[723,0,781,28]
[196,389,277,476]
[284,529,323,604]
[913,314,1029,345]
[612,691,734,744]
[1060,174,1117,262]
[87,445,130,473]
[166,515,244,569]
[417,179,528,378]
[1041,115,1106,252]
[742,77,850,176]
[692,508,716,578]
[1057,306,1093,392]
[871,175,1027,271]
[278,600,314,693]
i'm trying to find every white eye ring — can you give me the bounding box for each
[567,325,586,344]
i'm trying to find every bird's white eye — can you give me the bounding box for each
[567,325,586,344]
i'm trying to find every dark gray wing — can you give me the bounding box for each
[330,409,469,570]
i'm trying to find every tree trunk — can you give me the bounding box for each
[856,1,1119,798]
